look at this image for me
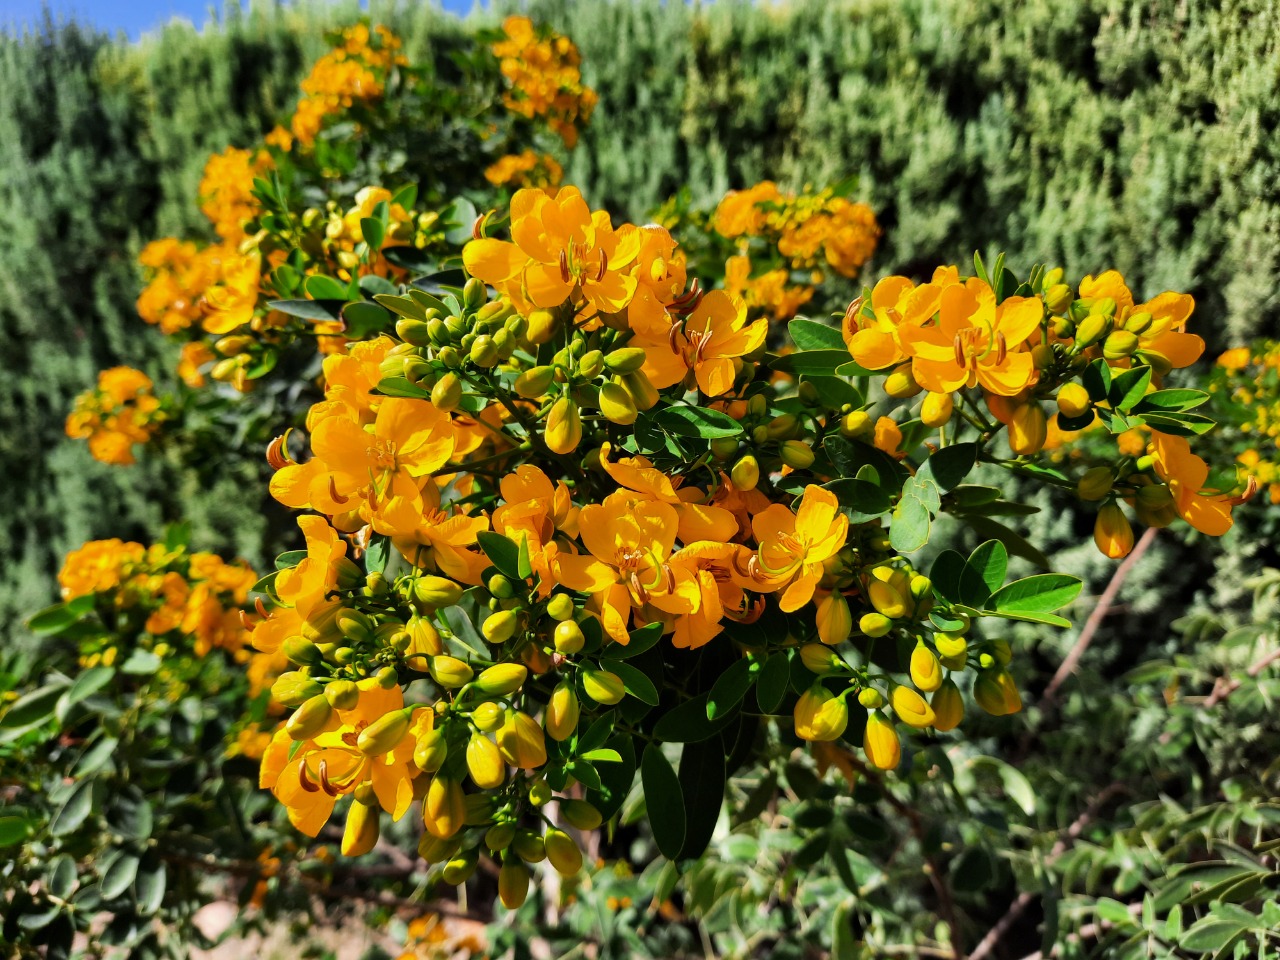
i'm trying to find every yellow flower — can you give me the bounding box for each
[628,288,766,397]
[1149,432,1235,536]
[749,485,849,611]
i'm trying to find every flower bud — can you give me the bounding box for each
[1045,283,1073,315]
[545,682,579,741]
[599,380,638,425]
[1031,343,1055,370]
[1134,483,1177,528]
[301,600,344,643]
[341,799,380,857]
[414,727,448,772]
[931,678,964,732]
[473,701,506,734]
[731,455,760,491]
[910,640,943,693]
[466,732,505,789]
[868,578,908,620]
[710,437,739,461]
[405,614,442,658]
[841,410,873,438]
[780,440,815,470]
[396,318,433,346]
[974,668,1022,716]
[863,711,901,770]
[1124,311,1153,334]
[485,821,517,852]
[1094,502,1135,559]
[357,707,413,756]
[526,309,559,345]
[884,362,922,399]
[546,594,575,622]
[272,671,322,706]
[286,694,334,741]
[443,851,479,885]
[604,347,646,373]
[482,610,520,645]
[402,356,431,384]
[1056,382,1091,419]
[794,685,849,741]
[429,655,474,689]
[582,667,625,704]
[527,781,553,807]
[334,557,365,590]
[859,612,892,638]
[515,365,555,400]
[475,663,527,697]
[498,857,531,910]
[891,685,936,729]
[800,643,844,675]
[418,834,461,864]
[560,799,603,831]
[488,574,516,599]
[1077,466,1115,502]
[413,576,463,608]
[577,349,605,379]
[513,829,546,862]
[920,391,954,428]
[545,827,583,876]
[337,608,374,643]
[857,687,885,709]
[498,711,548,769]
[816,593,852,645]
[545,396,582,455]
[325,680,360,711]
[935,633,968,659]
[1009,403,1048,456]
[553,619,585,654]
[1074,313,1110,348]
[622,370,660,410]
[470,335,500,368]
[765,413,799,440]
[431,372,462,412]
[1103,330,1140,360]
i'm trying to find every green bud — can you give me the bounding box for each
[475,663,528,696]
[485,822,517,852]
[582,668,625,705]
[553,619,585,654]
[513,829,546,863]
[429,655,474,689]
[357,707,413,756]
[470,335,500,368]
[528,781,553,807]
[710,437,739,461]
[286,694,333,741]
[414,576,463,608]
[431,372,463,412]
[396,318,433,347]
[463,277,488,310]
[488,574,516,599]
[514,365,556,400]
[324,679,360,710]
[560,799,603,831]
[578,349,605,379]
[604,347,647,373]
[284,635,324,667]
[482,610,520,645]
[443,851,478,885]
[271,671,322,707]
[546,594,575,622]
[414,727,448,772]
[780,440,815,470]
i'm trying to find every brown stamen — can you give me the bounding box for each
[559,249,571,283]
[595,249,608,283]
[329,477,350,506]
[995,332,1007,366]
[953,334,966,368]
[266,430,294,470]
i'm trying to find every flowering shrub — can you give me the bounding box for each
[27,12,1265,953]
[65,367,166,465]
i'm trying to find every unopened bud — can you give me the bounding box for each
[414,576,463,608]
[545,828,583,876]
[545,682,579,741]
[286,694,333,741]
[920,391,954,428]
[1103,330,1140,361]
[884,363,922,399]
[931,679,964,731]
[476,663,528,696]
[793,685,849,741]
[863,711,901,770]
[357,708,413,756]
[553,619,585,654]
[582,667,625,705]
[429,655,474,689]
[545,396,582,455]
[1094,502,1135,559]
[1009,403,1048,456]
[599,380,638,425]
[482,610,520,645]
[731,455,760,491]
[272,671,322,707]
[891,685,936,729]
[910,640,943,693]
[341,799,380,857]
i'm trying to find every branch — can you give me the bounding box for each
[968,782,1127,960]
[1201,647,1280,709]
[1042,527,1158,707]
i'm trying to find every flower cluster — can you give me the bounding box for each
[65,367,166,465]
[291,24,405,148]
[1204,341,1280,504]
[484,150,564,189]
[199,146,273,243]
[58,537,258,664]
[492,15,598,148]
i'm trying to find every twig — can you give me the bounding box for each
[1202,647,1280,709]
[1014,900,1144,960]
[1042,527,1158,707]
[968,782,1127,960]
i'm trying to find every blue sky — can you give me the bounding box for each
[0,1,478,40]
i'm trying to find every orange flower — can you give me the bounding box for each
[748,485,848,611]
[1149,432,1235,536]
[629,288,765,397]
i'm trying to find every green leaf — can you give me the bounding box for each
[50,778,93,836]
[586,735,635,820]
[391,183,418,210]
[444,197,478,245]
[374,294,427,321]
[651,405,743,439]
[678,737,726,860]
[888,494,930,553]
[824,434,909,491]
[565,760,602,791]
[918,443,977,492]
[304,274,351,301]
[376,376,431,399]
[772,349,857,377]
[26,603,79,635]
[476,532,521,580]
[56,667,115,723]
[968,540,1008,596]
[1,684,66,731]
[823,478,891,521]
[1139,412,1217,437]
[755,653,790,714]
[1180,918,1247,953]
[360,217,385,252]
[652,694,737,742]
[516,534,533,580]
[0,814,34,846]
[1110,365,1153,411]
[987,574,1082,615]
[970,757,1036,816]
[641,746,686,860]
[1133,388,1209,413]
[119,650,161,675]
[602,622,663,660]
[789,317,846,351]
[267,298,345,321]
[611,661,659,705]
[48,854,77,900]
[930,550,991,608]
[707,656,757,720]
[1096,898,1137,926]
[342,301,392,339]
[99,852,139,900]
[579,748,622,763]
[134,858,166,915]
[1083,359,1112,402]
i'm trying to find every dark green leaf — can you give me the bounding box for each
[611,662,659,705]
[772,350,857,377]
[823,478,891,521]
[707,656,757,720]
[99,853,139,900]
[987,574,1083,615]
[0,684,65,730]
[444,197,478,245]
[641,746,686,860]
[342,301,392,339]
[652,405,743,439]
[1180,918,1246,953]
[57,667,115,723]
[1083,359,1111,402]
[755,653,790,714]
[1133,389,1209,413]
[602,622,663,660]
[267,298,345,321]
[134,858,166,916]
[50,779,93,836]
[586,735,635,821]
[304,274,350,301]
[678,737,726,860]
[476,532,521,580]
[1110,365,1153,411]
[789,318,846,351]
[26,603,78,635]
[652,694,737,742]
[969,540,1008,596]
[930,550,990,608]
[918,443,977,492]
[0,814,33,847]
[374,294,427,321]
[376,376,431,399]
[360,217,385,252]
